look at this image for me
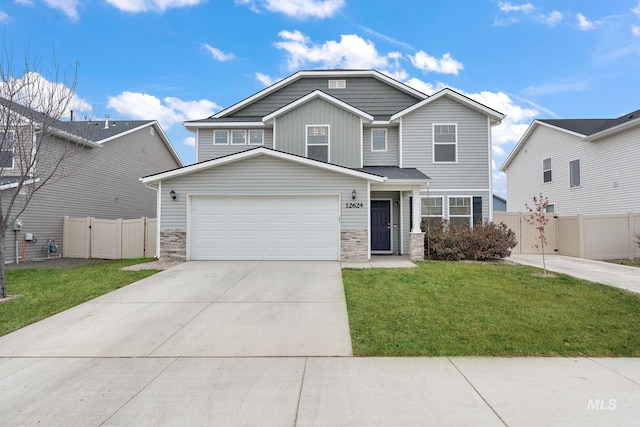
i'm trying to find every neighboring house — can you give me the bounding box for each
[493,194,507,212]
[501,108,640,215]
[1,99,183,263]
[142,69,504,262]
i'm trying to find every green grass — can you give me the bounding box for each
[0,259,158,336]
[343,261,640,357]
[613,260,640,268]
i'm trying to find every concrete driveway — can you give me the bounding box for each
[0,261,353,357]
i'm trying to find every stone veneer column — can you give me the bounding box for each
[160,229,187,261]
[410,232,425,261]
[341,229,369,261]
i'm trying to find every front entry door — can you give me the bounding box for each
[371,200,391,252]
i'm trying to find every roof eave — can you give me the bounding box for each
[584,117,640,142]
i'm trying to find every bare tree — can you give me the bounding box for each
[0,51,88,298]
[524,193,550,276]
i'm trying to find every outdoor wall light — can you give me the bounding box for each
[170,189,177,200]
[351,189,357,200]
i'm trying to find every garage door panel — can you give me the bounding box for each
[190,196,339,260]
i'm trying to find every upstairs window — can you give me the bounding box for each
[371,129,387,152]
[569,159,581,188]
[231,130,246,145]
[328,79,346,89]
[0,131,14,169]
[214,130,229,145]
[248,130,264,145]
[306,125,329,162]
[543,158,552,183]
[433,124,457,162]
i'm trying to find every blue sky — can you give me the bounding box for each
[2,0,640,196]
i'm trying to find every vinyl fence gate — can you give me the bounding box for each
[63,216,157,259]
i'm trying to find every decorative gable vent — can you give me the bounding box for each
[328,79,346,89]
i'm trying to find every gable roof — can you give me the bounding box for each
[389,88,505,125]
[141,146,387,183]
[209,70,428,120]
[262,90,373,123]
[501,107,640,171]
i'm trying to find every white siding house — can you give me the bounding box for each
[501,109,640,215]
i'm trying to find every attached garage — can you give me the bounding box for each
[189,195,340,260]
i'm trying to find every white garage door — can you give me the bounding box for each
[189,195,340,260]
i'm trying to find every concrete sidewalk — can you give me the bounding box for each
[508,254,640,294]
[1,356,638,426]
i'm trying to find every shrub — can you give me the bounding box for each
[422,220,517,261]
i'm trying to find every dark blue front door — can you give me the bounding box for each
[371,200,391,251]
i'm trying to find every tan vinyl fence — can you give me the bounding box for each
[494,212,640,260]
[63,216,157,259]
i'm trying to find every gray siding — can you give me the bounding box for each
[233,77,421,117]
[363,126,399,166]
[275,98,361,168]
[2,125,181,262]
[401,97,491,190]
[197,128,273,162]
[160,155,368,230]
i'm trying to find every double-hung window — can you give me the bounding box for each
[306,125,329,162]
[371,129,387,152]
[433,124,457,162]
[214,130,229,145]
[248,130,264,145]
[569,159,581,188]
[449,197,472,227]
[543,158,552,183]
[0,131,14,169]
[421,197,443,228]
[231,130,246,145]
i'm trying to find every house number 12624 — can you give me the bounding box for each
[346,202,364,209]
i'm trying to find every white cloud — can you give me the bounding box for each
[237,0,344,19]
[105,0,204,13]
[0,11,9,22]
[409,51,464,75]
[542,11,563,27]
[498,2,534,13]
[404,78,446,96]
[576,13,599,30]
[204,44,234,62]
[633,2,640,18]
[255,72,276,86]
[523,78,590,96]
[44,0,80,20]
[274,31,390,71]
[107,92,220,130]
[183,136,195,147]
[632,25,640,36]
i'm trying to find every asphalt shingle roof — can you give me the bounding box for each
[539,108,640,136]
[356,166,431,181]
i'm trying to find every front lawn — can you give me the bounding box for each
[0,259,158,336]
[343,261,640,357]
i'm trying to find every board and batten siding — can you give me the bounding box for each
[2,125,181,263]
[160,155,369,231]
[505,124,640,215]
[196,128,273,162]
[232,77,421,118]
[275,98,362,168]
[401,97,491,191]
[363,126,399,166]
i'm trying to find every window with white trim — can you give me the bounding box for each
[543,158,552,183]
[306,125,329,162]
[546,204,555,213]
[328,79,346,89]
[231,130,246,145]
[371,129,387,152]
[449,196,472,227]
[569,159,581,188]
[433,124,457,162]
[214,130,229,145]
[421,197,443,228]
[248,130,264,145]
[0,131,14,169]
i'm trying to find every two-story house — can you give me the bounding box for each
[1,97,183,263]
[501,108,640,215]
[142,70,504,262]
